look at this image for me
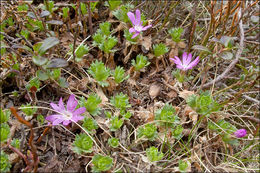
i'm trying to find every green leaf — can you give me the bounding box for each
[108,0,122,11]
[0,151,11,172]
[110,116,123,131]
[0,123,10,143]
[153,43,169,57]
[75,44,89,59]
[108,137,119,148]
[38,37,60,55]
[80,3,88,15]
[179,160,189,172]
[124,29,138,44]
[168,27,183,43]
[84,94,101,116]
[100,22,111,36]
[131,54,150,71]
[0,109,10,124]
[112,66,129,84]
[62,7,69,19]
[110,92,131,110]
[155,103,178,127]
[32,55,48,66]
[72,133,93,154]
[25,77,41,91]
[57,77,69,88]
[82,117,98,133]
[103,36,118,53]
[192,45,212,54]
[137,123,158,141]
[50,69,61,80]
[87,60,110,87]
[146,146,164,162]
[46,58,68,69]
[219,51,233,60]
[92,154,113,172]
[21,103,37,116]
[36,70,49,81]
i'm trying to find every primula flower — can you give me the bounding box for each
[170,52,200,71]
[46,95,86,126]
[127,9,152,39]
[234,129,247,138]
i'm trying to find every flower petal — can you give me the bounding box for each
[50,103,61,112]
[63,120,71,126]
[172,56,182,66]
[73,107,86,116]
[131,32,140,39]
[176,64,186,71]
[186,56,200,70]
[182,52,188,66]
[58,97,65,111]
[186,53,192,64]
[129,27,135,33]
[52,118,64,126]
[67,95,78,112]
[142,24,152,31]
[135,9,141,25]
[45,114,61,122]
[127,12,136,25]
[72,115,84,122]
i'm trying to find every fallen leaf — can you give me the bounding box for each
[168,90,178,99]
[149,83,161,99]
[179,90,195,100]
[177,41,186,49]
[95,87,108,105]
[141,35,152,52]
[169,47,179,59]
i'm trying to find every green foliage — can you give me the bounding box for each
[0,109,10,124]
[72,133,93,154]
[93,22,117,53]
[168,27,183,43]
[131,54,150,71]
[108,0,122,11]
[103,36,118,53]
[110,116,123,131]
[80,3,87,15]
[87,60,110,87]
[108,137,119,148]
[122,111,132,120]
[110,93,131,110]
[62,7,69,19]
[179,160,189,172]
[105,111,112,119]
[153,43,169,57]
[26,18,44,31]
[137,124,158,141]
[82,117,98,134]
[84,94,102,115]
[186,91,220,115]
[21,103,37,116]
[0,123,10,143]
[0,151,11,172]
[146,146,164,162]
[100,22,111,36]
[75,44,89,62]
[155,104,179,128]
[124,29,138,44]
[17,3,28,11]
[112,3,134,23]
[112,66,129,84]
[37,115,45,125]
[11,138,20,149]
[173,125,184,139]
[208,119,238,145]
[92,154,113,172]
[20,29,30,40]
[26,77,40,91]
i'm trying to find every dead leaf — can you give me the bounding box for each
[9,153,19,163]
[149,83,161,99]
[168,90,178,99]
[169,47,179,59]
[189,111,198,124]
[179,90,195,100]
[140,35,152,52]
[177,41,187,49]
[95,87,108,105]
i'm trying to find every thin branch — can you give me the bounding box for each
[194,7,244,90]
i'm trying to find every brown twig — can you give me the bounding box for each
[87,1,93,35]
[194,7,244,90]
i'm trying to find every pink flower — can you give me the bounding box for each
[234,129,247,138]
[127,9,152,39]
[46,95,86,126]
[170,52,200,71]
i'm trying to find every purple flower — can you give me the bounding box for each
[127,9,152,39]
[234,129,247,138]
[46,95,86,126]
[170,52,200,71]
